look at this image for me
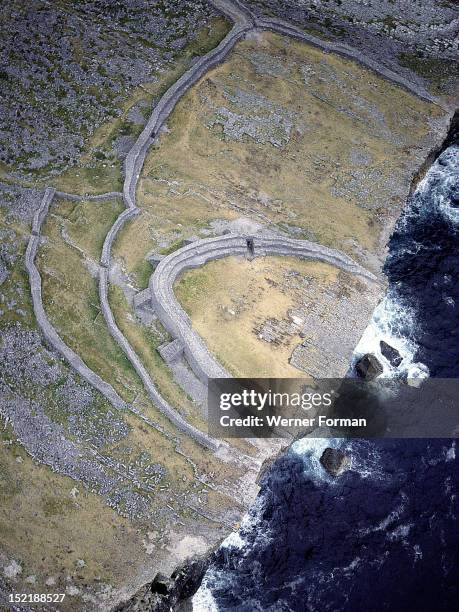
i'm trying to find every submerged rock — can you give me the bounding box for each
[355,353,383,379]
[380,340,403,367]
[320,448,350,476]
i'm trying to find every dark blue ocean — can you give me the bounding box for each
[192,145,459,611]
[386,145,459,377]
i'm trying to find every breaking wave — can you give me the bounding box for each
[353,144,459,379]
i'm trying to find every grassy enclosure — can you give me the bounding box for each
[37,196,143,403]
[175,255,341,377]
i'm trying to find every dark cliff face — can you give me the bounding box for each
[116,556,210,612]
[206,439,458,612]
[410,109,459,194]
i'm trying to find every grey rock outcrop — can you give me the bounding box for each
[257,17,439,105]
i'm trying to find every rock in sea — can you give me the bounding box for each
[379,340,403,367]
[320,448,350,476]
[355,353,383,379]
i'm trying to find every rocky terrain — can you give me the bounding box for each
[0,0,218,177]
[246,0,458,97]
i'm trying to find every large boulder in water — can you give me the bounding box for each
[355,353,383,379]
[380,340,403,367]
[320,448,350,476]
